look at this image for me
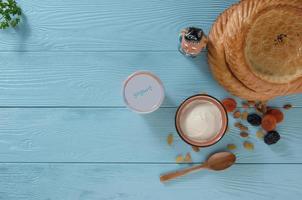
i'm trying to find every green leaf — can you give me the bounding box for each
[0,0,21,29]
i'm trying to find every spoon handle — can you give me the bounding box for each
[160,164,207,182]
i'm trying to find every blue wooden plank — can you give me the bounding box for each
[0,107,300,163]
[0,52,301,106]
[0,163,301,200]
[0,0,238,51]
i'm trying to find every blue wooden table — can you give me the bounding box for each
[1,0,302,199]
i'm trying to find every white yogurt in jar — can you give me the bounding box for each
[179,100,223,141]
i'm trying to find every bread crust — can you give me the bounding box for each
[207,2,275,100]
[224,0,302,95]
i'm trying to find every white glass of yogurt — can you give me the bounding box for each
[175,94,228,147]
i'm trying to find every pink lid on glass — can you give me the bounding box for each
[123,71,165,114]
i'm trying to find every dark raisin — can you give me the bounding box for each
[264,131,280,145]
[247,113,262,126]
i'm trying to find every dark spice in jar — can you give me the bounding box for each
[179,27,208,57]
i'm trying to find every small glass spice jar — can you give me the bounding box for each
[179,27,208,57]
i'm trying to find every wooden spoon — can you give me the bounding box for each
[160,152,236,182]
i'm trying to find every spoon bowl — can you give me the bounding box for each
[207,152,236,171]
[160,152,236,182]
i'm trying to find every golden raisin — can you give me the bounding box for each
[227,144,237,150]
[167,134,173,146]
[234,122,248,131]
[243,141,254,150]
[240,125,248,131]
[175,155,183,163]
[240,132,249,138]
[234,122,241,128]
[241,111,249,120]
[184,153,192,163]
[256,130,265,139]
[233,111,241,119]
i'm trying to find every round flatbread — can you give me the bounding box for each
[207,2,276,100]
[224,0,302,95]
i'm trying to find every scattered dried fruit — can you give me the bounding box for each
[283,104,292,110]
[243,141,254,150]
[222,98,237,112]
[264,131,280,145]
[191,145,200,152]
[175,155,184,163]
[241,111,249,120]
[261,114,277,131]
[240,132,249,138]
[267,109,284,123]
[227,144,237,150]
[235,122,248,131]
[184,153,192,163]
[233,110,241,119]
[256,130,265,139]
[167,134,173,146]
[247,113,262,126]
